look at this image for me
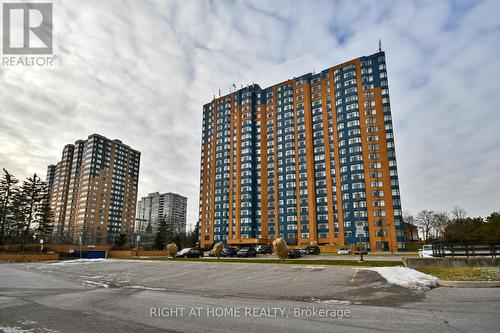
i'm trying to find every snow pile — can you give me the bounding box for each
[362,266,438,290]
[0,326,35,333]
[82,280,109,288]
[50,258,108,266]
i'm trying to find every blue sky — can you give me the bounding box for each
[1,0,499,228]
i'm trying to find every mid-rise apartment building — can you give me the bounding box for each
[47,134,140,244]
[198,51,404,251]
[136,192,187,235]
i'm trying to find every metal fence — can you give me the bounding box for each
[431,242,498,258]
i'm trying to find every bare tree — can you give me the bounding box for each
[451,206,468,221]
[402,211,417,241]
[432,211,450,241]
[416,210,435,242]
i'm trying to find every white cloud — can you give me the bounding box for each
[0,0,499,230]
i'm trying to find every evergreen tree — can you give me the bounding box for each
[191,221,200,247]
[6,192,26,243]
[17,174,45,244]
[35,186,54,240]
[154,215,170,250]
[0,168,18,244]
[115,233,127,247]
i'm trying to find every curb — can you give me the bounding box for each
[438,280,500,288]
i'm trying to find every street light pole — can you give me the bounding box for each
[135,218,147,257]
[78,235,82,259]
[357,195,364,262]
[388,220,393,254]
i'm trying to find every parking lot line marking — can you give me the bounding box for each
[351,269,359,283]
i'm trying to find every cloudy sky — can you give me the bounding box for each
[1,0,499,228]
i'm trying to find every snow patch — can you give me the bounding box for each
[292,266,325,271]
[128,285,167,291]
[315,299,351,305]
[49,259,108,266]
[79,275,104,279]
[361,266,438,290]
[0,326,34,333]
[82,280,109,288]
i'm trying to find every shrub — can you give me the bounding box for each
[166,243,178,258]
[213,242,224,259]
[272,238,288,261]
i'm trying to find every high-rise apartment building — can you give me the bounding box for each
[136,192,187,235]
[198,51,404,251]
[47,134,140,244]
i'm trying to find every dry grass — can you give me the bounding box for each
[418,267,500,281]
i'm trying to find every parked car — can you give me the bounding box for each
[303,245,321,255]
[287,249,302,259]
[354,248,368,255]
[222,247,238,257]
[176,248,203,258]
[337,248,352,255]
[256,244,273,254]
[236,247,257,258]
[419,244,452,258]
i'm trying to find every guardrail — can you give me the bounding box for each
[431,242,498,258]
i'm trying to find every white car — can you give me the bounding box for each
[419,244,452,258]
[337,248,352,255]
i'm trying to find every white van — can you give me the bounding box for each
[419,244,452,258]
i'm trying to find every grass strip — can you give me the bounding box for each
[418,267,500,281]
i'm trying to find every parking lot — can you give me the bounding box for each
[1,259,499,332]
[200,252,406,261]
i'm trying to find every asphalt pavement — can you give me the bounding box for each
[0,259,498,333]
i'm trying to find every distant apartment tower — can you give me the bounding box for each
[46,134,141,244]
[136,192,187,235]
[198,51,404,251]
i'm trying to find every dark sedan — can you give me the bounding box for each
[236,247,257,258]
[303,245,321,255]
[256,244,273,254]
[222,247,238,257]
[287,249,302,259]
[176,248,203,258]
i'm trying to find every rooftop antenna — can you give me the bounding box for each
[378,39,382,52]
[218,89,221,97]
